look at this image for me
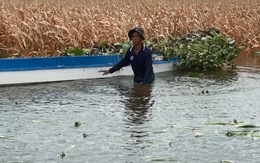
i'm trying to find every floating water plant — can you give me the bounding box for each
[0,135,16,140]
[235,123,258,128]
[194,130,204,137]
[83,133,89,138]
[204,119,242,126]
[60,145,75,159]
[225,130,260,138]
[172,29,240,70]
[225,130,248,137]
[60,151,66,159]
[201,90,209,94]
[74,121,81,127]
[145,156,177,162]
[220,160,234,163]
[205,119,260,138]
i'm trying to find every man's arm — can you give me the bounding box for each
[109,50,131,73]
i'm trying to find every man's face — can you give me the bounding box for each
[132,32,142,45]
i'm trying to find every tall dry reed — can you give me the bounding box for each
[0,0,259,57]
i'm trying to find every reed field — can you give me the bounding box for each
[0,0,259,58]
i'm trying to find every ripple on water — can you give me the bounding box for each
[0,69,260,162]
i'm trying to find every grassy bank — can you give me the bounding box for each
[0,0,259,57]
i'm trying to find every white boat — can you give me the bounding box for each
[0,55,178,86]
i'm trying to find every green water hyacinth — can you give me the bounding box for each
[174,31,240,70]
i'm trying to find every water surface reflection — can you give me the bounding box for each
[114,83,154,156]
[1,69,260,163]
[124,83,154,125]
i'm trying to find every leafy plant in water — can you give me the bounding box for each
[205,119,260,138]
[175,31,240,71]
[146,28,240,71]
[204,119,243,126]
[225,130,260,138]
[60,151,66,159]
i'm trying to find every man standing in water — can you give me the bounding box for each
[99,27,155,84]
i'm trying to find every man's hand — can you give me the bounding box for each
[98,70,110,75]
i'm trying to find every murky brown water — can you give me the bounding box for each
[235,53,260,68]
[1,63,260,163]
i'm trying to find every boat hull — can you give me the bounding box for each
[0,55,178,86]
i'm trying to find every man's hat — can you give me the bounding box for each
[128,27,145,40]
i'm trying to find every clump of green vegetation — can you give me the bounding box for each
[175,30,240,70]
[204,119,260,138]
[150,28,240,70]
[225,130,260,138]
[60,28,240,71]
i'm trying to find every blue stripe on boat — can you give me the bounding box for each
[0,55,122,72]
[0,55,178,72]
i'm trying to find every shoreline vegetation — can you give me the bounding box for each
[0,0,259,69]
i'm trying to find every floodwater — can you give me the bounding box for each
[1,57,260,163]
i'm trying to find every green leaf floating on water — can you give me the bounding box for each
[152,128,168,134]
[204,122,231,125]
[220,160,234,163]
[145,156,177,162]
[150,158,166,161]
[194,131,204,137]
[204,119,243,126]
[0,135,17,140]
[235,123,258,128]
[225,129,260,138]
[225,130,248,137]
